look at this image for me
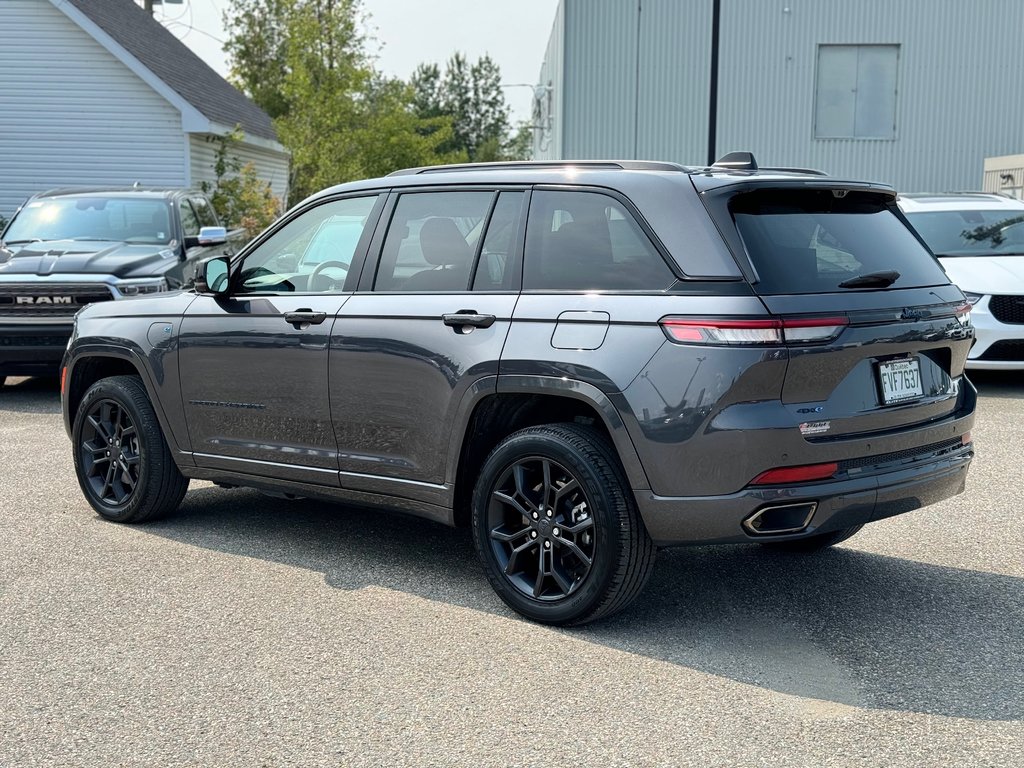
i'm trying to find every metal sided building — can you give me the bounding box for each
[533,0,1024,192]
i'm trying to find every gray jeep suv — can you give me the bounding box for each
[61,156,976,625]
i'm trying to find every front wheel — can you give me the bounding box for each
[72,375,188,523]
[471,423,656,626]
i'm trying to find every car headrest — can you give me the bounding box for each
[420,217,472,266]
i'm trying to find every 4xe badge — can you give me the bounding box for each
[15,296,72,304]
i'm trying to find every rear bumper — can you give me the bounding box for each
[637,445,973,546]
[0,323,72,376]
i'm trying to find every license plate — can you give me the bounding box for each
[878,357,923,405]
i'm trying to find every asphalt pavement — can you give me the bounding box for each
[0,373,1021,767]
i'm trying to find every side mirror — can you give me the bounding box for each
[197,226,228,246]
[194,255,230,295]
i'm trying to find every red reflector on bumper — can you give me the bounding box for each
[751,462,839,485]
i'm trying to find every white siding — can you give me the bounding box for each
[0,0,187,217]
[188,134,290,205]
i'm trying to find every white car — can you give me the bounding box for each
[899,192,1024,370]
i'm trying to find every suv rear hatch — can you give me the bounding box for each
[699,182,973,441]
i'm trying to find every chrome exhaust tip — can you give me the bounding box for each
[743,502,818,536]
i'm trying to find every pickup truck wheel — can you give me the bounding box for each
[759,524,863,552]
[73,375,188,523]
[472,423,656,626]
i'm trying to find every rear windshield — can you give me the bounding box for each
[904,209,1024,257]
[731,189,948,294]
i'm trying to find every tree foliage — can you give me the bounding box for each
[200,128,281,238]
[410,54,523,162]
[223,0,530,205]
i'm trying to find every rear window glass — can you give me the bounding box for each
[904,209,1024,257]
[731,190,948,294]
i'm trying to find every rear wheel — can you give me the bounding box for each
[471,423,656,626]
[72,375,188,523]
[759,524,863,553]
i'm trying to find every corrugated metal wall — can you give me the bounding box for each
[189,135,291,207]
[539,0,1024,191]
[0,0,187,217]
[716,0,1024,191]
[534,1,564,160]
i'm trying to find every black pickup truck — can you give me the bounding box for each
[0,188,244,383]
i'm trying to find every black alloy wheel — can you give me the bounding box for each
[72,375,188,523]
[472,423,656,626]
[80,398,141,506]
[486,456,596,601]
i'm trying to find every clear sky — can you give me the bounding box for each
[151,0,560,123]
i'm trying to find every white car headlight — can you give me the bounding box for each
[114,278,169,297]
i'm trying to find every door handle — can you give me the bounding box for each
[284,309,327,328]
[442,310,496,330]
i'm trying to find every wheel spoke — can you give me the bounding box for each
[549,559,574,594]
[493,491,532,520]
[541,459,554,509]
[505,538,535,576]
[559,516,594,535]
[553,535,592,567]
[86,415,109,441]
[490,524,529,543]
[533,545,548,597]
[554,478,579,506]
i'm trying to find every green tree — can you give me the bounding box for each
[223,0,294,119]
[224,0,463,205]
[410,53,525,161]
[200,127,281,238]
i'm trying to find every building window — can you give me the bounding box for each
[814,44,899,140]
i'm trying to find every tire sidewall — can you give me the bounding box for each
[472,430,626,625]
[72,379,153,522]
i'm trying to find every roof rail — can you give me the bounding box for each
[899,191,1012,199]
[387,160,690,176]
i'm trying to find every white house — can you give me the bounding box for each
[0,0,290,218]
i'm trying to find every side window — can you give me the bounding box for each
[473,191,524,291]
[524,190,676,291]
[191,197,219,229]
[179,200,201,238]
[374,191,493,292]
[236,195,379,294]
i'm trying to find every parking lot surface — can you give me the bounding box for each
[1,374,1022,767]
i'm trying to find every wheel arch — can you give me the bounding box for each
[63,346,188,461]
[447,375,651,527]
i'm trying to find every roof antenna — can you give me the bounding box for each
[132,181,141,189]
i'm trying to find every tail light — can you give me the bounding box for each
[660,316,848,346]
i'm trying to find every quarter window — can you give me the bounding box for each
[375,192,493,292]
[524,190,676,291]
[236,195,379,293]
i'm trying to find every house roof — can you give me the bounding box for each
[66,0,278,143]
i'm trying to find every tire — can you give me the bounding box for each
[471,423,656,626]
[0,376,6,387]
[72,375,188,523]
[759,524,863,553]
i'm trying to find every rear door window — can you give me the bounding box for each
[473,191,524,291]
[524,190,676,291]
[731,189,949,294]
[374,191,493,292]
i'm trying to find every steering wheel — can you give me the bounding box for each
[308,260,349,291]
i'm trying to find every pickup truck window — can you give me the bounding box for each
[179,200,201,238]
[236,195,379,294]
[191,196,219,229]
[4,196,173,245]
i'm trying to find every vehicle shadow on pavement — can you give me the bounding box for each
[0,376,61,415]
[967,371,1024,400]
[146,485,1023,722]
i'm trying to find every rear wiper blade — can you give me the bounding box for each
[838,270,900,289]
